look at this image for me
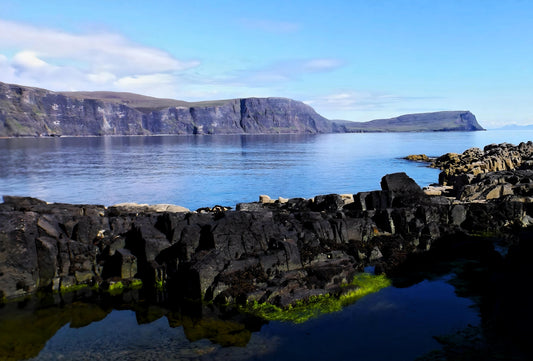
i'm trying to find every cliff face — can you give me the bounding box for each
[142,97,340,135]
[0,82,338,136]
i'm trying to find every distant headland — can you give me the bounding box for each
[0,81,484,137]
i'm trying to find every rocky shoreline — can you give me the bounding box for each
[1,142,533,310]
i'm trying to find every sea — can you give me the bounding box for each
[0,129,531,360]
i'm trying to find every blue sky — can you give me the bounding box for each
[0,0,531,127]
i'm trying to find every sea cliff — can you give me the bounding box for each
[0,81,338,136]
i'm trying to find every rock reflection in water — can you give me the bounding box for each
[0,290,272,361]
[0,295,111,360]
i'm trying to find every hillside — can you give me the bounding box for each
[0,81,484,137]
[338,111,484,132]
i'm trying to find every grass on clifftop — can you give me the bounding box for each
[243,273,391,324]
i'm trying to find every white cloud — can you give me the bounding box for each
[12,51,49,70]
[230,58,344,86]
[305,91,397,111]
[0,19,199,94]
[113,74,177,97]
[87,72,117,85]
[0,20,198,75]
[303,91,446,121]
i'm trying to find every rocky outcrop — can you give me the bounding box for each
[0,81,339,136]
[425,141,533,201]
[1,168,531,306]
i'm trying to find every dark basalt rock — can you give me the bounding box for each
[1,165,532,306]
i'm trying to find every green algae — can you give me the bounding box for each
[244,273,391,324]
[106,281,124,295]
[130,278,143,289]
[104,279,143,295]
[59,283,91,294]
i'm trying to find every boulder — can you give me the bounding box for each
[380,172,426,207]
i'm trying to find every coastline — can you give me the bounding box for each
[2,140,533,360]
[2,141,533,304]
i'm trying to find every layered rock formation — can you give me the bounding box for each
[1,143,531,306]
[0,81,339,136]
[0,81,484,137]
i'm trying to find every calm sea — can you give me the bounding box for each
[1,130,531,210]
[1,130,531,361]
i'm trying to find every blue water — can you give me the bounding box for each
[1,130,531,360]
[1,130,531,210]
[27,277,476,361]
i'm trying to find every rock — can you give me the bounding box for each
[259,195,273,203]
[457,170,533,202]
[148,204,190,213]
[381,172,423,194]
[423,185,452,196]
[74,270,94,284]
[1,163,533,306]
[432,141,533,188]
[235,202,266,212]
[380,172,426,207]
[116,248,138,279]
[370,246,384,261]
[340,194,354,205]
[313,194,346,212]
[450,205,467,226]
[35,237,58,287]
[404,154,431,162]
[109,203,189,214]
[2,196,47,210]
[37,216,61,239]
[0,211,40,298]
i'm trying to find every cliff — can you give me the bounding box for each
[339,110,484,132]
[0,81,483,136]
[0,81,339,136]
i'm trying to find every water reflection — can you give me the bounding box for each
[0,290,269,361]
[0,266,481,361]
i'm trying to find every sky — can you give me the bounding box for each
[0,0,532,128]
